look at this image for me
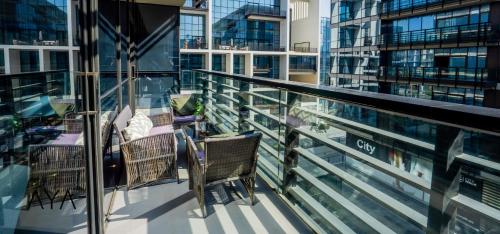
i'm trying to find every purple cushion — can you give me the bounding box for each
[174,115,196,124]
[149,125,174,136]
[51,133,80,145]
[197,151,205,161]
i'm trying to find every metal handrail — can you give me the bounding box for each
[195,69,500,136]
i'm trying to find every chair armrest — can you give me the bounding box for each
[186,136,204,168]
[149,110,174,126]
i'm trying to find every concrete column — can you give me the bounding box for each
[3,49,10,74]
[39,49,51,71]
[226,53,233,74]
[9,50,20,74]
[244,53,253,76]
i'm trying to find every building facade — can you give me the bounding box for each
[330,0,380,91]
[378,0,500,108]
[330,0,500,108]
[320,17,331,85]
[180,0,322,84]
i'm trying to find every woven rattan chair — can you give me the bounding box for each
[114,105,178,189]
[186,132,262,217]
[26,109,117,206]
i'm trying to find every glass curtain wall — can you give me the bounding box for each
[134,3,180,108]
[253,55,279,79]
[212,0,281,51]
[180,14,206,49]
[0,0,68,46]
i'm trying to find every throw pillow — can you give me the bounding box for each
[171,95,196,116]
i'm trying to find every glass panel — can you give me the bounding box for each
[0,71,88,232]
[190,70,500,234]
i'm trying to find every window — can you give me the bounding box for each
[180,14,206,49]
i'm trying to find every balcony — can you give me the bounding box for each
[378,66,497,88]
[181,37,208,50]
[379,23,496,50]
[1,69,500,233]
[292,42,318,53]
[379,0,489,20]
[244,4,286,21]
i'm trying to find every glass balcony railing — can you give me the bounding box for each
[381,0,459,15]
[180,37,208,49]
[213,39,286,52]
[183,69,500,233]
[378,66,495,87]
[379,23,494,48]
[244,3,286,18]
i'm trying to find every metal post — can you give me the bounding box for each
[78,0,104,233]
[115,0,123,111]
[237,81,250,132]
[283,92,299,193]
[426,125,463,234]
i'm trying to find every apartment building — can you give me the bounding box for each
[330,0,500,108]
[320,17,331,85]
[180,0,322,84]
[330,0,380,91]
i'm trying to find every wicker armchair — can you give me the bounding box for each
[26,109,117,206]
[113,106,178,189]
[186,132,262,217]
[27,144,85,206]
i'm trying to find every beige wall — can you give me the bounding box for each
[289,74,316,84]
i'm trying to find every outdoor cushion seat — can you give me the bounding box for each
[149,125,174,136]
[51,133,80,145]
[174,115,196,125]
[114,105,178,189]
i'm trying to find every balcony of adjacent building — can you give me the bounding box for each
[182,0,208,10]
[212,38,286,52]
[379,0,493,20]
[1,68,500,234]
[291,42,318,54]
[378,23,498,51]
[180,37,208,50]
[244,3,286,22]
[377,66,498,89]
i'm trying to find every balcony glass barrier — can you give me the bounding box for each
[180,37,208,49]
[186,69,500,234]
[0,71,94,233]
[378,66,494,86]
[381,0,459,15]
[245,3,286,17]
[379,23,492,48]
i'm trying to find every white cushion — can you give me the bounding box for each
[122,113,153,141]
[100,111,112,129]
[75,133,84,145]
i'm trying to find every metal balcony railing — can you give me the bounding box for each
[180,37,208,49]
[380,0,463,16]
[378,66,497,87]
[213,40,286,52]
[379,23,495,49]
[292,42,318,53]
[183,69,500,234]
[245,3,286,18]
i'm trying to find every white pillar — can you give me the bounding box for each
[3,48,10,74]
[67,0,76,98]
[39,49,51,71]
[9,50,20,74]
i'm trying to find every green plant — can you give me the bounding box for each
[9,114,22,132]
[194,100,204,116]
